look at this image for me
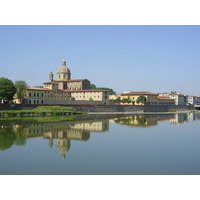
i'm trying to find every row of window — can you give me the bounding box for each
[73,96,101,99]
[29,100,43,104]
[29,93,44,97]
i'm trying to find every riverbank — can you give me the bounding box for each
[0,106,85,118]
[88,110,200,115]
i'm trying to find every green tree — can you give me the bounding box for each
[127,96,132,104]
[0,77,16,102]
[90,84,96,89]
[15,80,27,103]
[90,84,116,95]
[114,97,121,104]
[121,98,129,104]
[136,95,147,105]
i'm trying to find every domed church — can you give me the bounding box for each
[25,60,109,105]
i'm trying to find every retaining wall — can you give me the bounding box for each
[0,104,195,113]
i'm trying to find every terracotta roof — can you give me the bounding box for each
[157,96,174,100]
[169,93,184,96]
[64,89,109,92]
[43,82,59,84]
[26,86,70,92]
[121,91,157,96]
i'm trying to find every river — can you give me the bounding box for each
[0,113,200,175]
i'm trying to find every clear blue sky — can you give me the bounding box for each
[0,25,200,95]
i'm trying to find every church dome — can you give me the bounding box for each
[57,60,70,73]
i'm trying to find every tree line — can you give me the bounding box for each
[0,77,27,103]
[90,84,116,95]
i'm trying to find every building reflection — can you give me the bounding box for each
[1,113,200,158]
[110,114,175,127]
[25,119,109,159]
[111,113,200,127]
[169,113,200,125]
[11,119,108,159]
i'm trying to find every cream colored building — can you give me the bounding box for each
[157,96,175,105]
[23,60,109,105]
[169,92,186,105]
[118,91,158,105]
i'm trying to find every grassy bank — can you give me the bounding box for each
[0,106,86,118]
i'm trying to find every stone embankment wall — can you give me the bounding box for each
[168,105,194,111]
[0,104,195,112]
[71,105,144,112]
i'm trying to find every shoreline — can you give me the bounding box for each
[88,110,200,115]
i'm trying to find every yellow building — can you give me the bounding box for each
[121,91,158,105]
[22,60,109,105]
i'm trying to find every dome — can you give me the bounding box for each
[57,60,70,73]
[58,66,70,73]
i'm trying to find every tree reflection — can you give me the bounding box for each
[14,125,27,146]
[0,127,16,150]
[136,116,147,125]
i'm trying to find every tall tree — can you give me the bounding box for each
[15,80,27,103]
[0,77,16,102]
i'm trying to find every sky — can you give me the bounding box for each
[0,25,200,95]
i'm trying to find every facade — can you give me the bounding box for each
[23,60,109,105]
[159,92,186,105]
[169,92,185,105]
[186,95,200,105]
[157,96,175,105]
[121,91,158,105]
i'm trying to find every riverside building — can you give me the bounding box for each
[24,60,109,105]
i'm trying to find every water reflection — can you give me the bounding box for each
[0,113,200,160]
[0,117,109,159]
[111,113,200,127]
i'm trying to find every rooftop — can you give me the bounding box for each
[121,91,157,96]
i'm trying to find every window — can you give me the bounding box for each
[29,93,31,97]
[37,93,39,97]
[41,93,43,97]
[34,93,36,97]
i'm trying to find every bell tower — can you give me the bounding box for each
[48,71,53,82]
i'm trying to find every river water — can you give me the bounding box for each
[0,113,200,175]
